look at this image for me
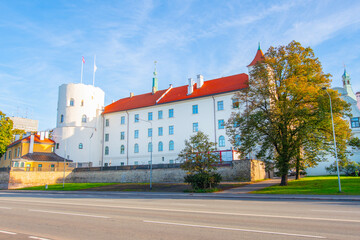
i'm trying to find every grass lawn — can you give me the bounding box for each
[253,176,360,195]
[18,182,246,192]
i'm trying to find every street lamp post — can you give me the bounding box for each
[137,117,153,190]
[322,87,341,192]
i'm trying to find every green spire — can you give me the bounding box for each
[152,61,158,93]
[258,42,261,50]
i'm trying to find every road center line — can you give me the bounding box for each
[3,198,360,223]
[28,209,110,219]
[0,230,17,235]
[143,220,326,239]
[29,236,51,240]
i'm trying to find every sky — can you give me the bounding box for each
[1,0,360,130]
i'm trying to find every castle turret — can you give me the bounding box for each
[247,43,265,72]
[342,68,356,101]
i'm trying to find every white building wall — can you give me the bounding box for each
[102,92,241,166]
[53,83,104,166]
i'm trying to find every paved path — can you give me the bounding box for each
[220,178,282,194]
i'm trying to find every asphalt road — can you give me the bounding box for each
[0,191,359,240]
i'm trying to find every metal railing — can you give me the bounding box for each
[10,167,74,172]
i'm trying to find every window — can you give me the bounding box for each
[50,164,55,171]
[20,162,24,168]
[82,114,87,123]
[217,101,224,111]
[56,143,59,149]
[14,149,17,158]
[169,140,174,151]
[169,125,174,135]
[4,152,6,160]
[60,114,64,123]
[70,98,74,106]
[169,109,174,118]
[14,162,19,167]
[134,130,139,139]
[169,160,174,164]
[158,110,163,119]
[38,164,43,171]
[232,98,239,109]
[105,133,109,142]
[120,132,125,140]
[79,143,83,149]
[121,116,125,125]
[148,112,153,121]
[192,105,198,114]
[18,148,21,157]
[158,141,163,152]
[120,145,125,154]
[135,114,139,122]
[148,142,153,152]
[134,144,139,153]
[105,146,109,155]
[193,122,199,132]
[351,117,360,128]
[148,128,152,137]
[158,127,163,136]
[219,136,225,147]
[105,119,109,127]
[134,161,139,165]
[81,100,84,106]
[218,119,225,129]
[9,151,11,160]
[121,162,125,166]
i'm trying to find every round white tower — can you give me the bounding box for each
[53,83,105,167]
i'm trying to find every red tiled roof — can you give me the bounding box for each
[103,90,167,114]
[103,73,248,114]
[247,49,265,67]
[8,135,54,148]
[21,152,72,162]
[157,73,248,104]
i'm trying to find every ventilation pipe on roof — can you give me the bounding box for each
[130,92,134,98]
[197,74,204,89]
[45,131,49,139]
[187,78,194,95]
[29,134,34,154]
[40,131,45,141]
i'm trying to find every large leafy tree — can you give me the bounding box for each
[227,41,351,186]
[0,111,13,158]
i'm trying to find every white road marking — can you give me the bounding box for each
[0,207,12,210]
[144,220,326,239]
[0,230,17,235]
[3,198,360,223]
[29,236,51,240]
[28,209,110,219]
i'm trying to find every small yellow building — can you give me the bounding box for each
[0,134,72,171]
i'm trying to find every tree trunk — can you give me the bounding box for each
[295,157,300,180]
[280,175,288,186]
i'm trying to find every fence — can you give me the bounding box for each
[10,167,74,172]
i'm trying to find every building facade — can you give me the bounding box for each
[53,48,264,167]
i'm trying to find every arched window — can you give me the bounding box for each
[60,114,64,123]
[120,145,125,154]
[134,143,139,153]
[219,136,225,147]
[79,143,83,149]
[169,140,174,151]
[81,100,84,106]
[105,146,109,155]
[158,141,163,152]
[148,142,152,152]
[70,98,75,106]
[82,114,87,123]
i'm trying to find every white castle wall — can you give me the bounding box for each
[53,83,104,166]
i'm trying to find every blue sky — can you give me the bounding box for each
[1,0,360,130]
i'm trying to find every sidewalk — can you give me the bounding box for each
[220,178,282,194]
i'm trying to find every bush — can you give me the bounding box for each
[184,172,222,190]
[326,161,360,176]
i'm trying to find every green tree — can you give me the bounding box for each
[178,131,222,189]
[0,111,13,158]
[227,41,351,186]
[12,128,26,142]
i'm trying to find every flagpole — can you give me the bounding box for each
[81,57,84,84]
[93,55,96,86]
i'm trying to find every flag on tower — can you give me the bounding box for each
[82,56,85,64]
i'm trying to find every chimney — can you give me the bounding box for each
[14,135,20,141]
[197,74,204,89]
[29,134,34,153]
[45,131,49,139]
[40,131,45,140]
[187,78,194,95]
[130,92,134,98]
